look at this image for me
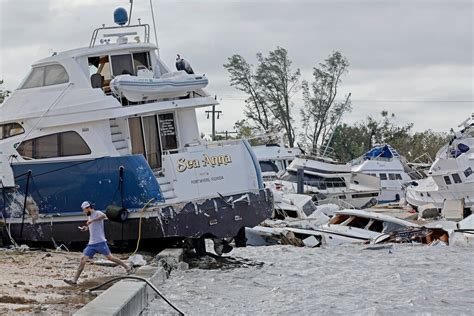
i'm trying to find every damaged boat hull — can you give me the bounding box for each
[1,189,273,243]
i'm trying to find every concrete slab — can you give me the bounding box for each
[74,266,165,316]
[157,248,184,262]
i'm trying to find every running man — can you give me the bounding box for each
[64,201,132,285]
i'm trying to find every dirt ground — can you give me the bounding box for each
[0,247,130,315]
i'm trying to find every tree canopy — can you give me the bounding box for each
[224,47,300,147]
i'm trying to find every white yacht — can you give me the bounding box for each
[276,156,381,209]
[351,144,413,203]
[0,8,272,247]
[253,144,300,181]
[406,115,474,209]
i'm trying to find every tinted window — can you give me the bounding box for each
[21,67,45,89]
[111,54,134,76]
[464,167,473,178]
[452,173,462,184]
[17,131,91,159]
[388,173,396,180]
[133,52,150,71]
[0,123,24,140]
[443,176,451,185]
[395,174,402,180]
[379,173,387,180]
[44,64,69,86]
[259,161,279,173]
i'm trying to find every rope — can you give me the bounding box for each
[86,275,184,315]
[129,198,155,257]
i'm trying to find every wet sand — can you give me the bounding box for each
[0,248,129,315]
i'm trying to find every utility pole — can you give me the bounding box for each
[205,96,222,141]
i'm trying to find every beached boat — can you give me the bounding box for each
[275,156,381,209]
[351,144,414,203]
[406,115,473,209]
[253,144,300,181]
[110,70,209,102]
[0,8,272,249]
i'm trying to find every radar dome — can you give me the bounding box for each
[114,7,128,26]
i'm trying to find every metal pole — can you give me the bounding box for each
[20,170,32,239]
[149,0,159,53]
[211,105,216,141]
[297,169,304,194]
[322,92,351,157]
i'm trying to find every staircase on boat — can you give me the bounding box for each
[109,118,129,155]
[154,170,177,201]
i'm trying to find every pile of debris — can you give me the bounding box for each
[247,193,474,248]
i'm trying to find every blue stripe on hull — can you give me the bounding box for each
[9,155,163,215]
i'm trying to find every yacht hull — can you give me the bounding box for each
[1,189,273,243]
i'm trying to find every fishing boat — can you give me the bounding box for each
[0,7,273,250]
[351,144,414,203]
[406,115,474,209]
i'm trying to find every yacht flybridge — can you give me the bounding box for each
[0,8,272,247]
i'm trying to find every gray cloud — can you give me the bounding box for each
[1,0,472,135]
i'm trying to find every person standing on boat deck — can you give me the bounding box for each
[64,201,132,285]
[176,54,194,74]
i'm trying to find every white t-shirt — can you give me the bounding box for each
[88,211,107,245]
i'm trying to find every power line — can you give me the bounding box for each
[216,94,473,103]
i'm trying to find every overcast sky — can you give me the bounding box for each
[1,0,473,136]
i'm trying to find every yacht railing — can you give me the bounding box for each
[89,24,150,48]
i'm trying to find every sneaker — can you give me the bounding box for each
[63,279,77,286]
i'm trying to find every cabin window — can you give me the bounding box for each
[21,67,45,89]
[0,123,24,140]
[44,65,69,86]
[158,113,178,151]
[346,216,371,228]
[379,173,387,180]
[367,220,384,233]
[20,64,69,89]
[443,176,451,185]
[382,222,406,233]
[464,167,473,178]
[452,173,462,184]
[111,54,134,76]
[395,174,402,180]
[388,173,396,180]
[301,200,316,216]
[259,161,279,173]
[133,52,151,71]
[16,131,91,159]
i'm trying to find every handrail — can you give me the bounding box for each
[89,24,151,48]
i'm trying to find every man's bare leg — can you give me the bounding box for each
[64,255,89,285]
[106,254,131,272]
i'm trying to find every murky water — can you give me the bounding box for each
[145,243,474,315]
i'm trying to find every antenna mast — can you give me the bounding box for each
[149,0,160,54]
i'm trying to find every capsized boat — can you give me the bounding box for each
[110,70,209,102]
[0,8,272,250]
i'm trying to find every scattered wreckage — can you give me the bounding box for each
[247,192,473,248]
